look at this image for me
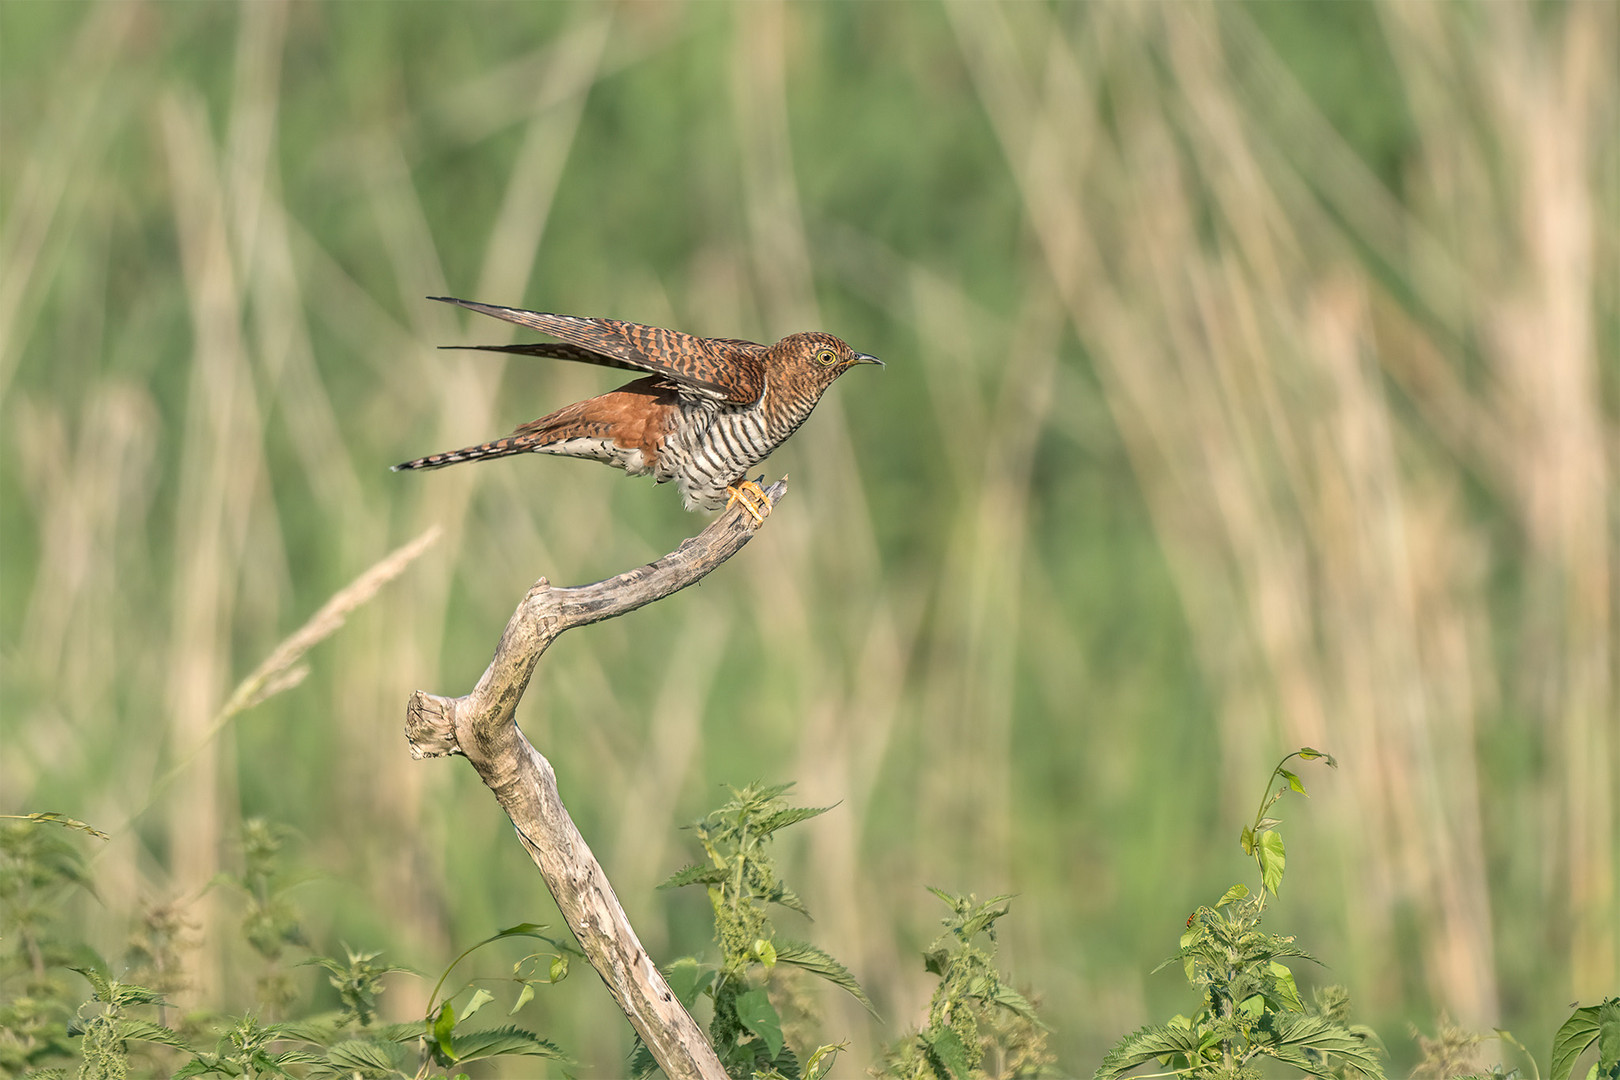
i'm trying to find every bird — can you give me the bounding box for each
[393,296,882,522]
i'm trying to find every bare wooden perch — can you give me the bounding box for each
[405,479,788,1080]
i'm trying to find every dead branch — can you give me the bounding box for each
[405,479,788,1080]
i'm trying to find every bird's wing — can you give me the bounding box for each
[430,296,766,405]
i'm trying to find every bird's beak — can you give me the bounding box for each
[852,352,884,367]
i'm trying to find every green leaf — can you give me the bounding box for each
[549,954,568,983]
[663,958,714,1008]
[113,1018,192,1050]
[1095,1022,1208,1080]
[1599,999,1620,1079]
[1554,1005,1602,1080]
[1218,883,1250,907]
[321,1038,407,1072]
[1258,830,1286,895]
[1240,824,1256,855]
[1279,767,1306,795]
[754,939,777,967]
[629,1040,658,1080]
[926,1026,972,1080]
[735,989,784,1060]
[510,982,536,1015]
[494,921,549,937]
[1268,1012,1386,1079]
[448,1026,567,1064]
[70,966,112,999]
[432,1001,458,1061]
[1269,960,1304,1012]
[757,804,837,836]
[987,982,1045,1025]
[461,988,494,1020]
[775,939,876,1014]
[371,1021,424,1044]
[772,885,814,918]
[657,862,727,890]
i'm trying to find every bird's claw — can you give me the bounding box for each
[726,479,771,526]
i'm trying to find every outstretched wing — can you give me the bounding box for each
[430,296,766,405]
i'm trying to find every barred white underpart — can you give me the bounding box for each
[661,399,774,510]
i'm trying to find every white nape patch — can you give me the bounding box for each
[534,437,650,476]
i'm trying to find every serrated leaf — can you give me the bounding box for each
[171,1062,215,1079]
[775,940,876,1014]
[735,989,784,1059]
[657,862,727,890]
[1094,1022,1207,1080]
[1269,1013,1385,1079]
[461,987,494,1020]
[757,804,837,836]
[629,1040,658,1080]
[322,1038,406,1071]
[773,885,814,918]
[113,1017,192,1050]
[70,966,111,999]
[1554,1005,1602,1080]
[372,1021,423,1044]
[927,1026,972,1080]
[988,982,1044,1025]
[1258,830,1286,895]
[275,1018,344,1044]
[448,1026,567,1063]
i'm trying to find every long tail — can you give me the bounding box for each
[391,434,536,472]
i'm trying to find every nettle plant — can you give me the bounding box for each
[1097,749,1387,1080]
[643,783,872,1080]
[646,782,1051,1080]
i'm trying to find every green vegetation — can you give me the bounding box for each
[2,1,1614,1076]
[6,761,1615,1079]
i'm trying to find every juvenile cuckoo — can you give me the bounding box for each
[393,296,882,520]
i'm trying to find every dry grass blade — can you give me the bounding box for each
[219,526,443,721]
[128,526,441,831]
[1,812,110,840]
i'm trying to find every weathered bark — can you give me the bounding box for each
[406,480,787,1080]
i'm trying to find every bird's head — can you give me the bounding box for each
[770,332,884,391]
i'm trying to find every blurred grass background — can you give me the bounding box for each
[1,0,1615,1075]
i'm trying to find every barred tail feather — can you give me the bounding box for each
[391,435,532,472]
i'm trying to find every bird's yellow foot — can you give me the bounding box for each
[725,479,771,526]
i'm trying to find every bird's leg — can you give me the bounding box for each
[725,478,771,526]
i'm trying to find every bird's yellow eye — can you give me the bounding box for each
[816,348,838,367]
